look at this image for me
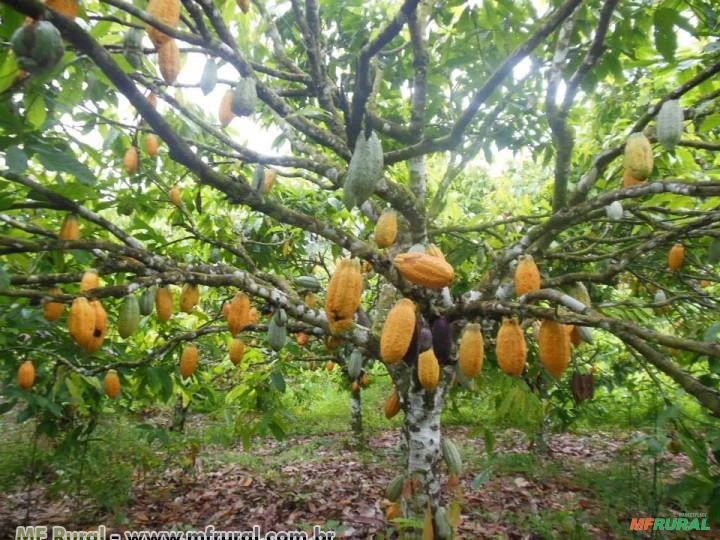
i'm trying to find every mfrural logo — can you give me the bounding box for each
[629,514,711,532]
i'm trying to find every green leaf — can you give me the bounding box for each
[471,467,493,490]
[269,370,286,393]
[27,141,96,185]
[5,145,27,173]
[26,95,47,128]
[703,323,720,343]
[653,8,678,62]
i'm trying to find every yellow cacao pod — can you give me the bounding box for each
[458,323,484,379]
[394,252,454,289]
[18,360,35,390]
[496,318,526,376]
[623,132,653,180]
[59,214,80,241]
[425,244,446,260]
[84,300,107,354]
[386,502,402,520]
[325,360,335,371]
[68,297,95,350]
[248,307,258,325]
[104,369,121,399]
[123,146,138,175]
[569,325,582,347]
[538,319,571,379]
[144,133,159,157]
[180,283,199,313]
[43,287,65,321]
[155,286,173,322]
[380,298,416,364]
[46,0,79,20]
[219,89,234,127]
[361,372,370,387]
[417,349,440,391]
[351,380,360,392]
[157,38,180,84]
[325,258,363,334]
[226,292,251,336]
[179,344,198,378]
[374,209,397,248]
[622,169,646,188]
[304,292,317,309]
[79,270,100,292]
[146,0,181,48]
[668,242,685,272]
[384,389,401,419]
[263,168,277,194]
[514,254,540,296]
[229,337,245,365]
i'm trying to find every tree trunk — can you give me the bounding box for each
[169,393,189,432]
[350,384,365,449]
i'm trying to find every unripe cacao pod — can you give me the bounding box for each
[384,389,401,419]
[199,59,218,95]
[43,287,65,321]
[441,438,463,475]
[123,146,138,175]
[155,286,173,322]
[231,78,257,117]
[139,287,156,315]
[343,131,383,210]
[325,258,363,334]
[431,316,453,365]
[380,298,416,364]
[385,474,404,502]
[538,319,571,379]
[144,133,159,157]
[179,283,199,313]
[146,0,181,49]
[180,344,198,378]
[605,201,623,221]
[347,349,363,380]
[656,99,683,151]
[59,214,80,241]
[10,21,64,74]
[79,270,100,292]
[229,337,245,365]
[104,369,121,399]
[459,323,484,378]
[123,27,143,68]
[495,318,526,376]
[18,360,35,390]
[294,275,322,291]
[435,506,453,539]
[394,252,454,289]
[514,254,540,296]
[623,132,653,180]
[374,209,397,248]
[68,297,95,350]
[668,242,685,272]
[118,295,140,338]
[417,348,440,391]
[219,89,234,127]
[267,316,287,351]
[157,38,180,84]
[418,326,433,352]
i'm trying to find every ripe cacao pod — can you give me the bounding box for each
[351,380,360,392]
[325,258,363,334]
[79,270,99,292]
[155,286,173,322]
[442,438,462,475]
[384,389,401,419]
[144,134,159,157]
[295,332,309,346]
[385,474,404,502]
[118,295,140,338]
[146,0,181,49]
[325,360,335,371]
[139,287,156,315]
[226,292,251,336]
[199,59,218,95]
[343,131,383,209]
[179,344,199,378]
[360,372,370,387]
[123,146,138,175]
[85,300,107,353]
[43,287,65,321]
[59,214,80,241]
[304,292,317,308]
[394,252,454,289]
[218,89,234,127]
[347,349,363,379]
[385,502,401,520]
[417,348,440,391]
[68,297,95,350]
[263,168,277,194]
[656,99,683,151]
[538,319,571,379]
[425,244,446,260]
[622,169,646,188]
[380,298,416,364]
[18,360,35,390]
[10,21,64,74]
[231,78,257,117]
[623,132,653,180]
[180,283,199,313]
[514,254,540,296]
[431,316,453,365]
[459,323,484,379]
[668,242,685,271]
[46,0,79,20]
[495,318,526,376]
[157,39,180,84]
[229,337,245,365]
[104,369,121,399]
[374,209,397,248]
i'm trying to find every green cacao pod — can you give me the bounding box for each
[385,474,404,502]
[408,243,426,253]
[273,308,288,327]
[11,21,65,74]
[118,296,141,338]
[434,506,453,539]
[656,99,683,151]
[343,131,383,210]
[139,287,156,316]
[347,348,363,379]
[123,27,144,68]
[441,438,463,475]
[267,314,287,351]
[199,59,218,96]
[231,78,257,117]
[293,275,321,291]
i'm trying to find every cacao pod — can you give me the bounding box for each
[304,292,317,308]
[361,372,370,387]
[263,168,277,194]
[231,78,257,117]
[295,332,309,346]
[144,134,159,157]
[68,297,95,350]
[146,0,181,49]
[538,319,571,379]
[59,214,80,241]
[199,58,218,95]
[180,283,199,313]
[441,438,463,475]
[425,244,446,260]
[325,258,363,334]
[459,323,484,379]
[155,286,173,322]
[374,209,397,248]
[417,348,440,391]
[386,502,401,521]
[229,337,245,365]
[351,381,360,392]
[179,344,199,378]
[43,287,65,321]
[236,0,251,13]
[118,296,140,338]
[385,474,404,501]
[431,316,453,365]
[605,201,623,221]
[46,0,79,20]
[418,326,433,352]
[123,27,144,68]
[18,360,35,390]
[394,252,454,289]
[403,320,421,366]
[123,146,138,175]
[384,389,401,419]
[656,99,683,151]
[10,21,64,74]
[104,369,121,399]
[495,318,526,376]
[380,298,416,364]
[139,287,156,315]
[623,132,653,180]
[79,270,100,292]
[668,242,685,272]
[435,506,453,539]
[514,254,540,296]
[325,360,335,371]
[169,185,182,206]
[347,349,363,379]
[343,131,383,209]
[218,89,234,127]
[226,292,251,336]
[84,300,107,353]
[157,38,180,84]
[267,313,287,351]
[622,169,646,188]
[294,275,322,291]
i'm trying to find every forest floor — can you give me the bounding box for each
[0,421,708,540]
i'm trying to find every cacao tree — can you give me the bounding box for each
[1,0,720,536]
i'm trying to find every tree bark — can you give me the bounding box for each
[350,384,364,449]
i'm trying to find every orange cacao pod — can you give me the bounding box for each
[84,300,107,353]
[386,502,402,520]
[155,286,173,322]
[495,318,526,376]
[458,323,484,378]
[374,209,397,248]
[380,298,416,364]
[43,287,65,321]
[46,0,79,20]
[538,319,571,379]
[384,389,401,419]
[226,292,251,336]
[180,344,198,378]
[295,332,309,346]
[325,360,335,371]
[144,133,159,157]
[18,360,35,390]
[104,369,121,399]
[668,242,685,271]
[59,214,80,241]
[325,258,363,334]
[417,348,440,391]
[394,252,454,289]
[179,283,199,313]
[123,146,138,175]
[514,254,540,296]
[219,89,234,127]
[157,38,180,84]
[68,297,95,350]
[79,270,100,292]
[146,0,181,48]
